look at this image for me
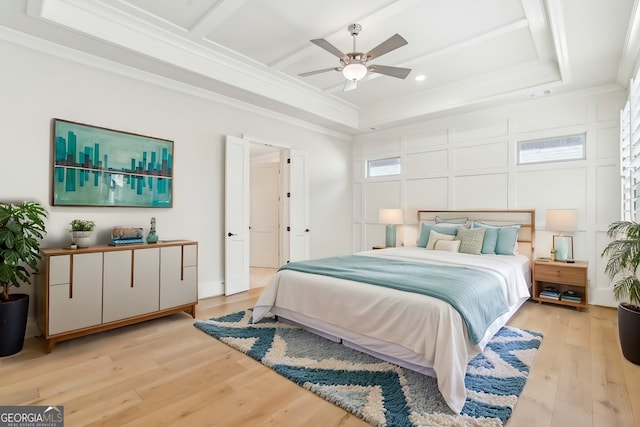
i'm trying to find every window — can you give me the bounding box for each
[517,134,586,165]
[620,74,640,220]
[367,157,401,177]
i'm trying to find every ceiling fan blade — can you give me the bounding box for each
[343,79,357,92]
[298,67,339,77]
[366,34,408,60]
[310,38,345,58]
[368,64,411,79]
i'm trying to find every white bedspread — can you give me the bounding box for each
[252,247,530,413]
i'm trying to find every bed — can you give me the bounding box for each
[252,209,535,413]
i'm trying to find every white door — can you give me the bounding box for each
[288,149,310,262]
[250,162,280,267]
[225,135,250,295]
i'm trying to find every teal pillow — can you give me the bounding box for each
[417,223,459,247]
[455,227,485,255]
[495,226,520,255]
[472,221,521,255]
[479,227,498,254]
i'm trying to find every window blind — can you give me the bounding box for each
[621,74,640,220]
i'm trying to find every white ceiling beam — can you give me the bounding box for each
[190,0,248,38]
[520,0,555,61]
[617,0,640,85]
[545,0,571,83]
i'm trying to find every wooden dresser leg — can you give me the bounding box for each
[186,304,196,318]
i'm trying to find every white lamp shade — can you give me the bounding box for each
[378,208,403,225]
[546,209,577,232]
[342,63,367,81]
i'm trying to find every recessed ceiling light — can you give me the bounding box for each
[415,75,426,82]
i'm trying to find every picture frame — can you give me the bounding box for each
[553,235,574,261]
[52,119,173,207]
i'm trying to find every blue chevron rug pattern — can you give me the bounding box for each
[194,310,542,427]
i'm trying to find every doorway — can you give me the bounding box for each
[249,144,283,287]
[225,135,309,295]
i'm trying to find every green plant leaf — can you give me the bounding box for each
[0,201,47,299]
[603,220,640,306]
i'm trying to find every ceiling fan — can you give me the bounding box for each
[299,23,411,92]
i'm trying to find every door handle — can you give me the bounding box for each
[227,232,237,237]
[305,229,310,232]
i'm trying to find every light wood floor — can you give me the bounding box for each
[1,270,639,426]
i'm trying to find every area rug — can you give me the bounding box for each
[194,310,542,427]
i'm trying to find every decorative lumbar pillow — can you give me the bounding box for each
[426,230,456,250]
[455,227,486,255]
[417,223,459,247]
[433,239,461,252]
[435,216,468,225]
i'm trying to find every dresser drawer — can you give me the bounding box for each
[535,264,587,286]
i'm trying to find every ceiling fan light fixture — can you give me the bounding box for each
[342,62,367,81]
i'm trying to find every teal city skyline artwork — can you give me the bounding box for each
[52,119,173,207]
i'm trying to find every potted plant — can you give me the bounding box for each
[70,219,95,248]
[0,201,47,356]
[602,220,640,365]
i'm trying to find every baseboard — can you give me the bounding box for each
[25,316,40,339]
[198,280,224,299]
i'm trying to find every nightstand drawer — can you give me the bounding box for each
[535,265,586,286]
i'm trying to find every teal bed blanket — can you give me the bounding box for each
[279,255,509,345]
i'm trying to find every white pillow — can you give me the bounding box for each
[426,230,456,250]
[434,239,461,252]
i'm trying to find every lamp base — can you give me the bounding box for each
[553,235,573,262]
[385,224,396,247]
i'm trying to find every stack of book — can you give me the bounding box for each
[109,226,145,246]
[539,290,560,300]
[561,292,582,303]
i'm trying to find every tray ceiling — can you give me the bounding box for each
[0,0,638,133]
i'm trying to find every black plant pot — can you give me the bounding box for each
[0,293,29,357]
[618,303,640,365]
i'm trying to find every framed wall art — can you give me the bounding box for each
[52,119,173,207]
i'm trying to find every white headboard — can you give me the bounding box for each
[417,209,536,262]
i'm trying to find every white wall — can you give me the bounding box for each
[353,89,626,307]
[0,33,353,335]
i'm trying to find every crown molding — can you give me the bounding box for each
[30,0,360,130]
[0,24,352,141]
[359,61,562,129]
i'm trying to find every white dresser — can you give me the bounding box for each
[36,240,198,352]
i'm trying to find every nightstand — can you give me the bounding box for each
[532,259,588,310]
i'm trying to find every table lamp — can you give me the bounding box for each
[546,209,577,261]
[378,208,403,247]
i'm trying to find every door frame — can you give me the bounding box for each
[225,135,310,295]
